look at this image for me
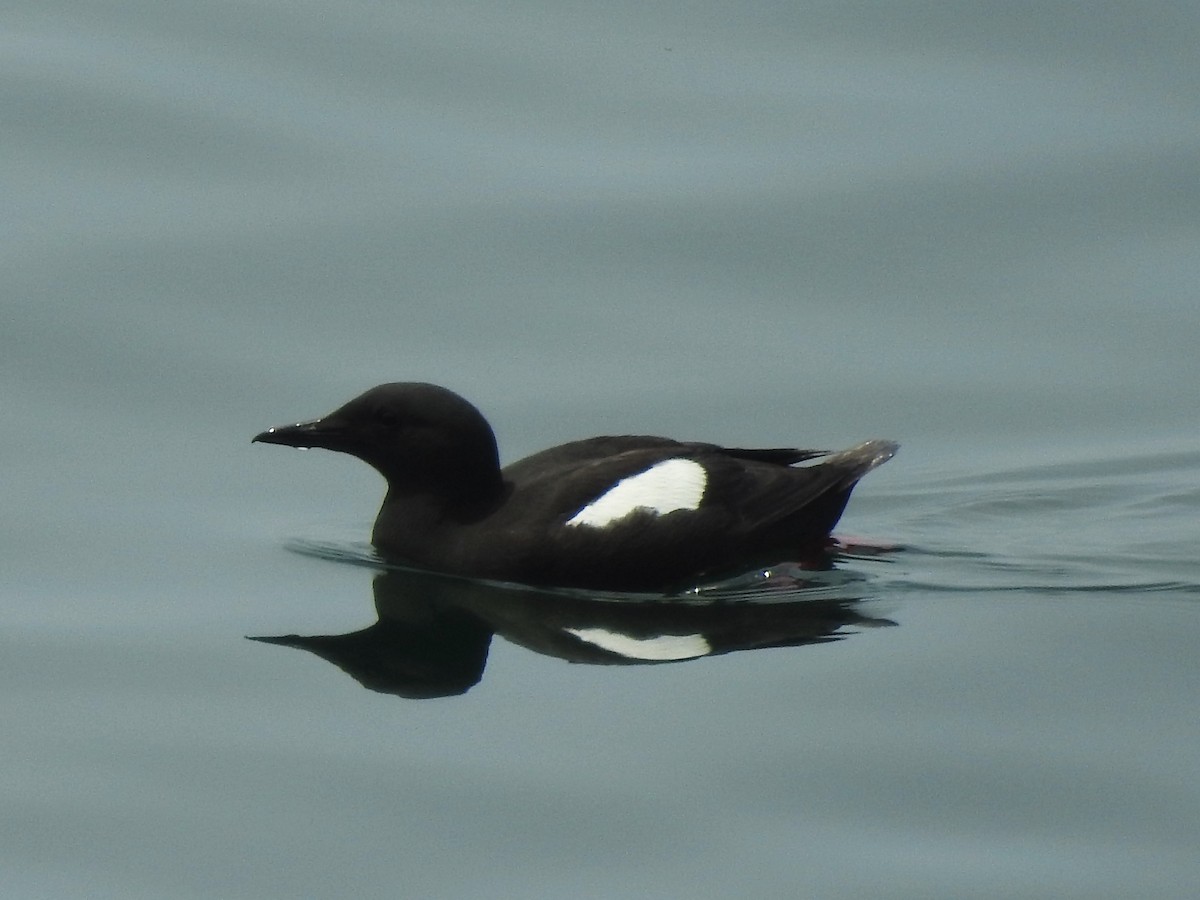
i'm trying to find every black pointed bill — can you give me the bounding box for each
[252,419,344,449]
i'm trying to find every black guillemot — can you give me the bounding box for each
[253,382,897,592]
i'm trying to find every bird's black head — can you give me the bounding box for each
[254,383,502,499]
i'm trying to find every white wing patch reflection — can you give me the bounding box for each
[565,627,712,661]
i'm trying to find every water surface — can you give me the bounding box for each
[4,3,1199,898]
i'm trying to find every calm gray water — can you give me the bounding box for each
[4,3,1199,898]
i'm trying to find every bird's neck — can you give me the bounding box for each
[380,469,504,517]
[370,478,498,574]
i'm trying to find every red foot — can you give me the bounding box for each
[829,535,902,556]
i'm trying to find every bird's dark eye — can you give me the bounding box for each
[376,408,402,428]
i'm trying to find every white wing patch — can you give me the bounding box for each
[565,627,712,661]
[565,458,707,528]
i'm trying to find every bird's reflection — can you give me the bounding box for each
[251,557,896,699]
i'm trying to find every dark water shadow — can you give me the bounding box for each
[250,545,896,700]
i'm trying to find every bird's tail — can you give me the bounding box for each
[821,439,898,479]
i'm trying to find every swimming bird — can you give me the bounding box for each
[253,383,896,592]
